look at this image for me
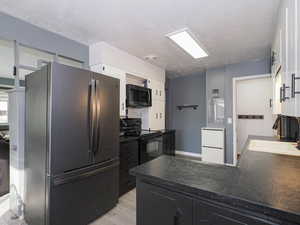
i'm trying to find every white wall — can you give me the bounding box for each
[89,42,166,130]
[89,42,165,83]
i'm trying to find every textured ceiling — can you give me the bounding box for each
[0,0,280,77]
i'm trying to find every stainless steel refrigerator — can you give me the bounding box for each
[25,62,120,225]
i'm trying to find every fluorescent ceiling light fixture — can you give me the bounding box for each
[166,29,208,59]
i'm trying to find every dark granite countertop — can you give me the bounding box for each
[131,135,300,224]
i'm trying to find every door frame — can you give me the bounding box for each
[232,74,271,166]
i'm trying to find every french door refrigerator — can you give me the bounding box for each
[25,62,120,225]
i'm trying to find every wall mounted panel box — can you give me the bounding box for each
[201,128,225,164]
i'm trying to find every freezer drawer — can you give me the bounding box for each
[49,160,119,225]
[202,147,224,164]
[201,128,225,148]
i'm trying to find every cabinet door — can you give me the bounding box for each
[286,0,297,116]
[272,73,282,114]
[281,0,290,115]
[149,100,165,130]
[195,200,280,225]
[295,0,300,116]
[163,131,176,156]
[272,7,283,115]
[137,181,193,225]
[149,101,159,130]
[157,100,165,130]
[149,79,165,102]
[119,141,139,196]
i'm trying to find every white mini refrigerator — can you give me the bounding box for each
[201,128,225,164]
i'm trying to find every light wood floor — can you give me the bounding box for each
[0,189,136,225]
[89,189,136,225]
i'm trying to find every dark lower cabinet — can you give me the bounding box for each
[119,140,139,196]
[195,200,280,225]
[162,130,176,156]
[136,179,295,225]
[137,181,193,225]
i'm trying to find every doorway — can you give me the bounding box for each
[233,75,275,163]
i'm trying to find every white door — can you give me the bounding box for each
[236,77,275,154]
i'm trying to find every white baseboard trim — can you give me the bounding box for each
[225,163,236,167]
[175,151,202,158]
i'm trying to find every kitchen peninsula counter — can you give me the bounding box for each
[131,136,300,225]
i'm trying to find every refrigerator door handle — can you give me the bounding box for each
[89,79,96,160]
[52,161,119,186]
[94,79,101,156]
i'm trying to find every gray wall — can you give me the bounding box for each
[166,73,206,154]
[206,59,271,164]
[0,12,89,65]
[166,59,270,160]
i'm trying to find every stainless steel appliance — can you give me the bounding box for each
[126,84,152,108]
[139,130,163,164]
[120,118,142,136]
[25,63,120,225]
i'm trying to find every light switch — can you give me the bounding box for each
[227,117,232,124]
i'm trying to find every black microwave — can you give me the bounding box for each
[126,84,152,108]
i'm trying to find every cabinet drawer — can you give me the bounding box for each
[202,147,224,164]
[195,199,280,225]
[202,129,224,148]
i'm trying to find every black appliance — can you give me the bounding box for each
[120,118,142,136]
[139,130,163,164]
[273,115,299,141]
[25,63,120,225]
[126,84,152,108]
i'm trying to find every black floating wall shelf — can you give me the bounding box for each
[177,105,199,110]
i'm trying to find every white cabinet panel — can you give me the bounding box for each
[273,73,282,114]
[202,147,224,164]
[201,128,225,165]
[295,0,300,116]
[147,79,166,130]
[149,100,165,130]
[90,64,126,116]
[201,129,224,149]
[272,0,299,117]
[149,79,165,102]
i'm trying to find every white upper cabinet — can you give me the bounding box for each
[295,0,300,116]
[147,79,165,130]
[149,100,165,130]
[148,79,165,102]
[272,0,299,117]
[90,64,126,116]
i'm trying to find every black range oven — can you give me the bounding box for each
[139,131,163,164]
